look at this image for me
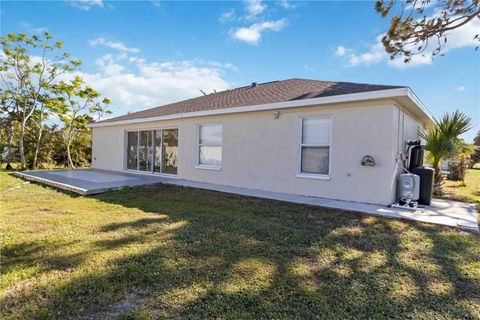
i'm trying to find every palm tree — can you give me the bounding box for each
[420,110,472,194]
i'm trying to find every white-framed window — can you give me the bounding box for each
[197,124,222,170]
[297,116,331,179]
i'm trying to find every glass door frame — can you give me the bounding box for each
[124,127,179,177]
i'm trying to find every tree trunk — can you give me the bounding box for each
[459,159,466,181]
[32,124,44,169]
[33,108,46,170]
[6,122,14,151]
[434,165,442,185]
[3,122,15,169]
[18,120,27,170]
[432,161,443,196]
[67,139,75,169]
[6,122,14,148]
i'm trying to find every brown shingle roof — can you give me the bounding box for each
[99,78,405,123]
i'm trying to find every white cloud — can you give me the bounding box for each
[219,9,236,23]
[456,86,465,92]
[102,63,125,77]
[231,19,287,45]
[4,40,234,119]
[201,60,238,71]
[278,0,296,9]
[128,56,146,64]
[152,0,161,7]
[222,0,289,44]
[344,40,433,68]
[94,53,129,76]
[388,53,433,68]
[340,36,385,67]
[336,16,480,68]
[76,59,232,116]
[67,0,103,11]
[89,37,140,53]
[58,45,234,116]
[348,37,386,66]
[302,64,315,72]
[442,17,480,50]
[244,0,266,20]
[334,46,347,57]
[18,22,48,34]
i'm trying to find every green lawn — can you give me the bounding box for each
[443,169,480,211]
[1,171,479,319]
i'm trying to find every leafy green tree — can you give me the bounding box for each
[31,92,63,168]
[420,110,473,193]
[69,129,93,168]
[474,130,480,146]
[376,0,480,63]
[0,31,80,169]
[452,140,475,179]
[0,116,17,168]
[54,76,111,169]
[471,131,480,167]
[471,147,480,167]
[1,80,20,167]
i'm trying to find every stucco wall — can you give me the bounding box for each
[92,101,404,205]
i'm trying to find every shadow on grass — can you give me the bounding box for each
[99,217,169,232]
[1,240,88,273]
[2,184,479,319]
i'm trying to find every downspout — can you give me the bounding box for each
[397,105,406,166]
[397,106,401,155]
[391,104,405,204]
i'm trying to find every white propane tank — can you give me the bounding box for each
[398,173,420,201]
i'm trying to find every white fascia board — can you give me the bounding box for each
[88,87,424,128]
[406,88,436,125]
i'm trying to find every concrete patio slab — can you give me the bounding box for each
[14,169,170,195]
[14,169,478,231]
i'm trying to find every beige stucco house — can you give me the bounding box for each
[89,78,434,205]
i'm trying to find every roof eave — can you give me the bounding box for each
[88,87,433,128]
[393,88,435,127]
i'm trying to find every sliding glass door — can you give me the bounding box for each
[127,128,178,175]
[154,131,163,173]
[127,131,138,170]
[139,131,153,172]
[161,129,178,174]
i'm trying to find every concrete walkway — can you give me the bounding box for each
[164,179,478,232]
[14,169,478,231]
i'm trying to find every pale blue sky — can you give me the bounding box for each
[2,0,479,141]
